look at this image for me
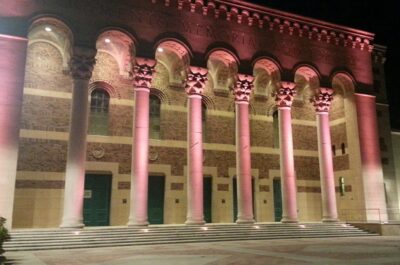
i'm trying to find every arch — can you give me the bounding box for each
[28,16,74,72]
[89,81,120,99]
[293,64,321,101]
[206,48,239,95]
[150,87,171,105]
[331,71,356,98]
[252,57,282,98]
[155,38,192,87]
[96,29,136,78]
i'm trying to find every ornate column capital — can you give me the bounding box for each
[275,81,296,108]
[185,67,208,96]
[133,58,156,89]
[69,47,96,80]
[313,87,334,113]
[233,74,254,102]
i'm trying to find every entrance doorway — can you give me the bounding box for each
[273,178,283,222]
[83,174,112,226]
[203,176,212,223]
[232,178,255,222]
[148,175,165,224]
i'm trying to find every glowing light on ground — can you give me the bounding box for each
[253,225,260,229]
[201,227,208,231]
[142,229,149,232]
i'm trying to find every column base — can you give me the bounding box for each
[236,218,255,224]
[185,219,205,225]
[60,220,85,229]
[322,217,339,223]
[127,220,149,227]
[281,217,298,223]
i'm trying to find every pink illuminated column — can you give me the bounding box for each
[313,88,338,222]
[275,82,298,223]
[0,34,28,229]
[185,67,207,225]
[60,47,96,228]
[127,58,156,226]
[233,74,255,223]
[355,93,387,221]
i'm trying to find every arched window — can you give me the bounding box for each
[89,88,110,135]
[273,110,279,148]
[149,94,161,139]
[202,102,207,142]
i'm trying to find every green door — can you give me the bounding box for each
[273,178,283,222]
[83,174,112,226]
[148,175,165,224]
[232,178,255,222]
[203,177,212,223]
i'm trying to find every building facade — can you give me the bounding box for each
[0,0,395,229]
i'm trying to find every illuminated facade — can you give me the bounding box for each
[0,0,397,229]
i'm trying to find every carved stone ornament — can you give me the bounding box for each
[92,145,105,159]
[69,47,96,80]
[275,82,296,108]
[233,74,254,102]
[148,150,159,161]
[133,59,156,88]
[185,67,208,95]
[313,87,334,113]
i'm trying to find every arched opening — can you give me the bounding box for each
[252,58,281,99]
[207,49,238,96]
[89,88,110,135]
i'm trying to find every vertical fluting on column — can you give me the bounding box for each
[60,47,96,228]
[313,88,338,222]
[355,93,387,222]
[128,58,156,226]
[275,81,298,223]
[233,74,255,223]
[185,67,207,225]
[0,34,28,229]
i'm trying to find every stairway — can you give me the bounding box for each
[4,222,378,251]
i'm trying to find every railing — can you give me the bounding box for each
[340,208,400,224]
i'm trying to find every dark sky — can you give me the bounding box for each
[248,0,400,129]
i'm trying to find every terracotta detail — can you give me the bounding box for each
[217,184,229,191]
[133,59,156,88]
[69,47,96,80]
[233,74,254,102]
[313,88,334,113]
[275,82,296,108]
[185,67,208,95]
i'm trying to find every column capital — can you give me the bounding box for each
[133,58,156,89]
[275,81,296,108]
[69,46,96,80]
[233,74,254,102]
[313,87,334,113]
[185,67,208,96]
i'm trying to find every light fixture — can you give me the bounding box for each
[104,38,111,43]
[45,26,52,32]
[253,225,260,229]
[142,228,149,232]
[201,227,208,231]
[157,47,164,52]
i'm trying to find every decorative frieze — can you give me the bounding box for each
[154,0,374,52]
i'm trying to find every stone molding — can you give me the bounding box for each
[233,74,254,102]
[184,67,208,95]
[275,81,296,108]
[153,0,374,52]
[69,47,96,80]
[313,87,334,113]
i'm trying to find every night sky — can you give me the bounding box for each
[248,0,400,129]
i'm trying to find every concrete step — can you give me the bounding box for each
[4,223,378,251]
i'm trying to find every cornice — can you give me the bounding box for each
[151,0,374,52]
